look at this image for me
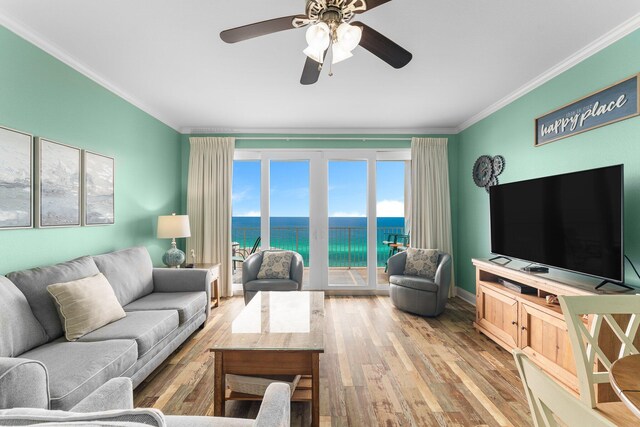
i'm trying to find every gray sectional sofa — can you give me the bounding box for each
[0,246,212,411]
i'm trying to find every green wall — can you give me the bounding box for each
[456,29,640,293]
[0,26,182,273]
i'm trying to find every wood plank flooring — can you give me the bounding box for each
[133,296,532,426]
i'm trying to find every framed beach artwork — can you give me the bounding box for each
[35,138,82,228]
[0,126,33,230]
[82,150,115,226]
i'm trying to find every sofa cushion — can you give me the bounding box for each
[124,292,206,325]
[244,280,300,292]
[93,246,154,306]
[6,256,100,341]
[79,310,179,358]
[0,276,48,357]
[389,275,439,293]
[47,273,126,341]
[20,338,137,410]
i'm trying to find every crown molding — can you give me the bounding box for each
[180,126,459,135]
[457,12,640,133]
[2,9,638,136]
[0,14,181,132]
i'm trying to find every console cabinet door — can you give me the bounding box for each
[477,284,519,349]
[519,302,578,392]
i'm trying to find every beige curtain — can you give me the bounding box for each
[410,137,456,297]
[186,137,235,297]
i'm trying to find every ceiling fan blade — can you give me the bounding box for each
[352,22,412,68]
[220,15,306,43]
[300,57,323,85]
[356,0,392,13]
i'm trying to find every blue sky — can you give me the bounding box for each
[232,160,405,217]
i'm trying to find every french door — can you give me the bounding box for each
[234,149,409,291]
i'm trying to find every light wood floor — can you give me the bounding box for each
[134,296,532,426]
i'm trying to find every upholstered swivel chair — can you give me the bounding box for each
[242,251,304,304]
[387,250,452,317]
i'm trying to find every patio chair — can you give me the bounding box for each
[513,350,615,427]
[233,236,261,271]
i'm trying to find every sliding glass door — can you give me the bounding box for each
[269,160,311,287]
[232,149,409,291]
[328,160,368,287]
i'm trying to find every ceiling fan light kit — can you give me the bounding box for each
[220,0,412,85]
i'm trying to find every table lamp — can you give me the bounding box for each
[157,213,191,268]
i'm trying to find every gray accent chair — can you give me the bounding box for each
[0,246,211,411]
[242,251,304,305]
[387,251,452,317]
[0,377,290,427]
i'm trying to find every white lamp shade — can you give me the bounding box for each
[157,214,191,239]
[336,23,362,51]
[332,42,353,64]
[303,45,325,63]
[305,23,330,50]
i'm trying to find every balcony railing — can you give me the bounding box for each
[232,226,406,268]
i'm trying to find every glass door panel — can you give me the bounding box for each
[328,160,368,286]
[231,160,261,286]
[376,161,407,286]
[269,160,310,287]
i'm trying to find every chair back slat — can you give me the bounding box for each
[559,295,640,408]
[513,350,616,427]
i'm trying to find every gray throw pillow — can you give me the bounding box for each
[404,248,440,279]
[257,251,293,280]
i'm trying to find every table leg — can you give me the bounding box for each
[214,351,225,417]
[211,277,220,308]
[312,353,319,427]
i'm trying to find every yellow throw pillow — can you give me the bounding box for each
[47,273,126,341]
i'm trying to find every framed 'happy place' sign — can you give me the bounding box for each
[535,73,640,146]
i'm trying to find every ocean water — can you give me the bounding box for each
[232,217,406,267]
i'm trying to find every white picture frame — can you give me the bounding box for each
[0,125,33,230]
[82,150,115,226]
[35,137,82,228]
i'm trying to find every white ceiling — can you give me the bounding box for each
[1,1,639,133]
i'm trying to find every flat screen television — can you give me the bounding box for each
[489,165,624,283]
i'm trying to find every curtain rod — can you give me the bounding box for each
[233,136,412,142]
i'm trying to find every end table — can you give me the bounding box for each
[192,263,221,309]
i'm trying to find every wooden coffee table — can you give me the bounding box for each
[211,291,325,426]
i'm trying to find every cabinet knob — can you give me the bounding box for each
[521,326,527,331]
[511,320,518,325]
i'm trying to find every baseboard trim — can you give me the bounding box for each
[456,287,476,306]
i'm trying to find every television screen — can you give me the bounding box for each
[489,165,623,282]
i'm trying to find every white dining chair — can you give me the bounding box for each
[513,350,616,427]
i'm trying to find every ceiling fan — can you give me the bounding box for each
[220,0,413,85]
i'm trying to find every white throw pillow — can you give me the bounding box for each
[47,273,126,341]
[404,248,440,279]
[257,251,294,280]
